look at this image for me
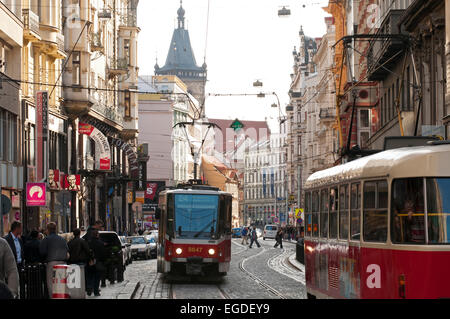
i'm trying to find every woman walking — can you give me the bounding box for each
[274,229,283,249]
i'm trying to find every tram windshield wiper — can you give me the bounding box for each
[194,219,216,238]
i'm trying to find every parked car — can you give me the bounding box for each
[128,236,152,260]
[83,231,125,283]
[119,236,132,265]
[263,225,279,240]
[146,236,157,258]
[232,227,242,238]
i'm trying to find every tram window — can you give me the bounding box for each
[391,178,425,244]
[329,188,338,239]
[363,180,388,243]
[320,189,329,238]
[350,183,361,241]
[167,194,175,239]
[305,192,312,237]
[339,185,349,240]
[426,178,450,244]
[312,191,319,237]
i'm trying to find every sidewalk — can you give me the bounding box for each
[287,252,305,272]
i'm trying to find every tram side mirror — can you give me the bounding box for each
[155,208,161,220]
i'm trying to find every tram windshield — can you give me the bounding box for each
[174,194,219,239]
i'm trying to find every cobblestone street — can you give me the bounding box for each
[89,239,305,300]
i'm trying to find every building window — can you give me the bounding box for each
[124,39,130,64]
[72,51,81,85]
[0,109,18,164]
[124,90,131,117]
[358,109,371,149]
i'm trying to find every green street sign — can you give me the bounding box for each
[230,119,244,132]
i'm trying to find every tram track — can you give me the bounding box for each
[238,247,287,299]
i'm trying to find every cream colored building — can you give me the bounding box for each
[287,19,337,211]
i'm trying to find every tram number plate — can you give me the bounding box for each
[188,247,203,253]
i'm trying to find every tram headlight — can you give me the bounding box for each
[175,248,183,255]
[208,248,215,256]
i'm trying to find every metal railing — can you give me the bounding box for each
[56,33,65,52]
[91,103,124,126]
[23,9,40,35]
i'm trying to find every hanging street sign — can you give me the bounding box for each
[230,119,244,132]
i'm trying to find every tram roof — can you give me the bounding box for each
[305,144,450,189]
[160,188,231,196]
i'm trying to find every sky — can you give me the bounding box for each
[137,0,330,132]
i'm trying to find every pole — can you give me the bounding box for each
[0,188,3,237]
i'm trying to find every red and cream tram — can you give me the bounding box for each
[156,183,232,277]
[303,143,450,299]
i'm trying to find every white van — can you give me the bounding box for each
[263,224,279,240]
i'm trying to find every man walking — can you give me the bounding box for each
[68,229,91,266]
[24,230,42,264]
[39,223,69,298]
[0,237,19,299]
[86,230,107,297]
[4,221,25,269]
[249,226,261,248]
[241,226,248,245]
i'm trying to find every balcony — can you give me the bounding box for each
[319,108,336,120]
[91,103,124,126]
[98,9,112,19]
[108,57,129,78]
[120,14,138,28]
[23,9,41,42]
[90,31,104,52]
[367,10,409,81]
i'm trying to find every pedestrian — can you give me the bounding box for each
[84,220,104,242]
[241,226,248,245]
[0,237,19,299]
[3,221,25,269]
[249,226,261,248]
[274,229,283,249]
[0,281,14,300]
[24,230,42,265]
[39,222,69,298]
[86,230,107,297]
[68,229,91,266]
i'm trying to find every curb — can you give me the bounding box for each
[287,253,304,272]
[130,281,141,299]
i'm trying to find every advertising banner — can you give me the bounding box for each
[63,175,81,192]
[26,183,46,207]
[110,138,139,179]
[270,169,274,197]
[78,122,111,171]
[48,169,61,190]
[263,169,267,198]
[36,91,48,181]
[143,181,166,211]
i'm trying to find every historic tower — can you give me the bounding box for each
[155,1,207,105]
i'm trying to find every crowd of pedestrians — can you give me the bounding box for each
[0,219,112,299]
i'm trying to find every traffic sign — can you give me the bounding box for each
[295,208,304,219]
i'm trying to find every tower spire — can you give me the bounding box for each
[177,0,185,29]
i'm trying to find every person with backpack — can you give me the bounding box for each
[249,226,261,249]
[241,227,249,245]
